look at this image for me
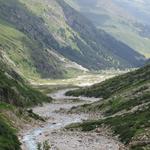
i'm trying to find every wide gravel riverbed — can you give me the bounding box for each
[20,89,124,150]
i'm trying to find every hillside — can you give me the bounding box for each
[0,55,52,149]
[66,65,150,149]
[0,0,146,80]
[0,58,51,107]
[66,65,150,98]
[65,0,150,58]
[0,101,47,150]
[0,112,21,150]
[0,103,30,150]
[0,51,51,148]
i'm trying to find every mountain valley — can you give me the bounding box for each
[0,0,149,150]
[65,0,150,58]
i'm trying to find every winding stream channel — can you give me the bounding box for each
[20,89,123,150]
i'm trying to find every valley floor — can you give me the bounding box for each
[19,89,125,150]
[30,70,124,87]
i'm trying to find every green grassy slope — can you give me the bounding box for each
[23,0,146,70]
[0,115,21,150]
[57,0,145,69]
[0,103,21,150]
[0,58,51,149]
[0,101,46,150]
[0,10,65,79]
[67,65,150,98]
[105,23,150,58]
[0,67,51,107]
[0,0,146,80]
[0,50,52,107]
[67,65,150,149]
[0,69,51,107]
[65,0,150,58]
[68,104,150,150]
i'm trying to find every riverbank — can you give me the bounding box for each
[20,89,125,150]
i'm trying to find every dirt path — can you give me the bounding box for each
[20,89,124,150]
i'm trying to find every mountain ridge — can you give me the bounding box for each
[0,0,146,79]
[65,0,150,58]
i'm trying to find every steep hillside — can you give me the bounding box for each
[67,65,150,98]
[0,0,87,79]
[0,103,23,150]
[0,99,47,150]
[0,53,51,150]
[65,0,150,58]
[114,0,150,25]
[57,0,145,69]
[66,65,150,149]
[0,11,65,79]
[0,0,145,80]
[0,114,21,150]
[0,53,51,106]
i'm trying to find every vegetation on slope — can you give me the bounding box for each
[0,0,146,81]
[67,65,150,149]
[66,65,150,98]
[0,0,65,79]
[65,0,150,58]
[0,41,52,107]
[0,68,51,107]
[0,101,46,150]
[0,52,51,148]
[0,115,21,150]
[0,60,51,149]
[68,104,150,150]
[0,103,21,150]
[57,0,145,69]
